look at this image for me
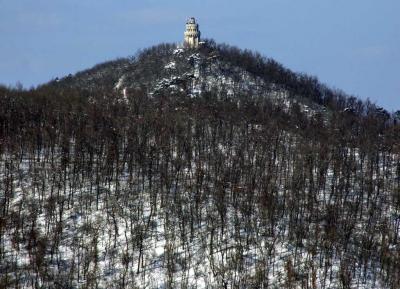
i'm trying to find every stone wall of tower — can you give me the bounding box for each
[184,18,201,48]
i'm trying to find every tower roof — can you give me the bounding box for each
[187,17,196,24]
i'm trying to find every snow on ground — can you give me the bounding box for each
[164,62,176,70]
[1,144,396,288]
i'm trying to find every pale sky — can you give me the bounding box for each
[0,0,399,110]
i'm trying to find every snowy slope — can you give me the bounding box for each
[2,42,398,289]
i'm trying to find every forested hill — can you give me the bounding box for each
[44,41,397,121]
[0,42,400,289]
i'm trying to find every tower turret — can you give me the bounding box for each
[184,17,201,48]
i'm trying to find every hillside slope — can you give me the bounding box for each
[47,42,389,119]
[0,42,399,289]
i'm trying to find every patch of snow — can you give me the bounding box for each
[173,48,184,55]
[115,75,125,90]
[164,61,176,70]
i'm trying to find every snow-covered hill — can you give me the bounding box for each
[1,42,399,289]
[49,43,327,118]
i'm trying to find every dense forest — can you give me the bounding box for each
[0,43,400,288]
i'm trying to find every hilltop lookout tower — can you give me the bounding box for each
[184,17,201,48]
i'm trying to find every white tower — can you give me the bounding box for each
[184,17,201,48]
